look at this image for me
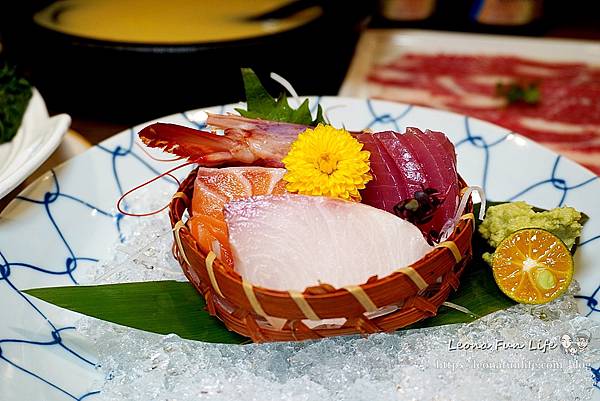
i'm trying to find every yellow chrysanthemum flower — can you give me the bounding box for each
[282,124,372,201]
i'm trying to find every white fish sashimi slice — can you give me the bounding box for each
[225,194,433,292]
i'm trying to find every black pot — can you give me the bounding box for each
[1,1,373,123]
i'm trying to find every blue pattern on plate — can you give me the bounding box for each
[454,117,510,193]
[1,247,99,400]
[576,285,600,317]
[507,156,598,207]
[0,129,180,399]
[366,99,413,131]
[592,366,600,389]
[1,98,599,398]
[16,171,108,284]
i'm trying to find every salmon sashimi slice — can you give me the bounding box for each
[188,214,234,269]
[188,167,287,268]
[192,167,287,218]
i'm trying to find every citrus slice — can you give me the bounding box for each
[491,228,574,304]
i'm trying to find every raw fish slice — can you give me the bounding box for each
[403,130,445,188]
[355,133,412,211]
[188,167,287,268]
[372,130,425,204]
[192,167,286,218]
[188,214,234,269]
[225,194,432,291]
[358,128,459,240]
[413,128,460,233]
[400,128,459,236]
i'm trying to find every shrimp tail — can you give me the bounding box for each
[138,123,254,166]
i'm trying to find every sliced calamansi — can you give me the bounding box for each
[491,228,574,304]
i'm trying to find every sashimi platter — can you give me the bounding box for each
[145,111,473,341]
[128,70,580,341]
[11,69,599,400]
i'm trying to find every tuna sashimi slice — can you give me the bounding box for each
[357,128,459,241]
[225,194,432,291]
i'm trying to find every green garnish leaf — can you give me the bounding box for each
[496,81,540,105]
[24,281,248,344]
[235,68,326,126]
[0,64,33,144]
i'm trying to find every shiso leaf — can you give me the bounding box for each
[235,68,326,126]
[0,64,33,144]
[23,201,587,342]
[24,281,248,344]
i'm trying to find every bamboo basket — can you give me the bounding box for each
[170,168,474,342]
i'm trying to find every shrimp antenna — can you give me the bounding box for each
[117,161,194,217]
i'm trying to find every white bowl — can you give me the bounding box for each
[0,89,71,198]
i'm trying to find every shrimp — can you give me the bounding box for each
[138,114,306,167]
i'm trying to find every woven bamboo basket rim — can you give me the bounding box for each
[169,168,474,325]
[204,265,467,341]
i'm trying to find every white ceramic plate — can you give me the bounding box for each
[0,98,598,400]
[0,89,71,199]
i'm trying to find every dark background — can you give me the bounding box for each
[0,0,598,131]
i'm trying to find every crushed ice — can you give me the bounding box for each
[78,188,600,401]
[86,183,187,285]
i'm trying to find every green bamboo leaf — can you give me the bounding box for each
[407,201,516,328]
[24,281,248,344]
[408,226,515,328]
[24,201,586,341]
[409,200,588,328]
